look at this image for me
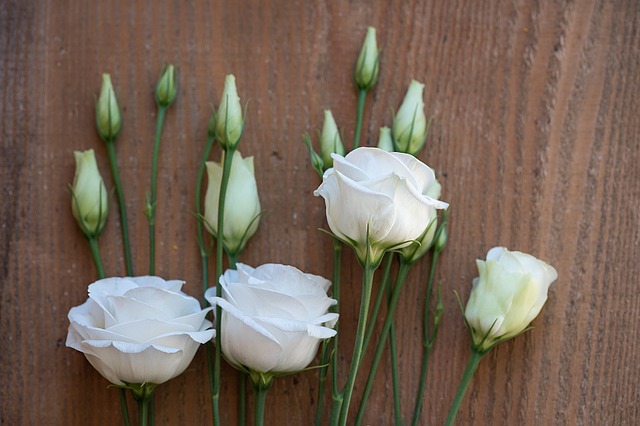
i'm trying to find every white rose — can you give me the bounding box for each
[66,276,215,386]
[205,263,338,375]
[313,147,448,265]
[464,247,558,352]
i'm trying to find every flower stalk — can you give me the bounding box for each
[147,105,167,275]
[444,349,485,426]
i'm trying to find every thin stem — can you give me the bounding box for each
[212,147,236,426]
[105,140,134,276]
[353,89,367,150]
[445,349,485,426]
[137,397,149,426]
[338,258,377,426]
[315,339,331,426]
[119,389,132,426]
[148,106,167,275]
[238,373,246,426]
[362,252,394,357]
[148,394,155,426]
[354,260,411,426]
[388,291,402,426]
[88,237,105,279]
[253,384,269,426]
[411,250,440,426]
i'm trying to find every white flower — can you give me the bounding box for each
[399,179,443,263]
[66,276,214,386]
[71,149,108,237]
[205,263,338,375]
[393,80,427,154]
[314,147,448,265]
[464,247,558,352]
[204,150,261,255]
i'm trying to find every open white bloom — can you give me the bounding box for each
[66,276,214,386]
[205,263,338,375]
[204,150,261,255]
[314,147,448,265]
[464,247,558,352]
[71,149,108,237]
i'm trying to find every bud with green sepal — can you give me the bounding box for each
[155,64,177,108]
[70,149,108,238]
[393,80,428,155]
[377,126,394,152]
[320,110,345,169]
[216,74,245,149]
[96,74,122,142]
[354,27,380,91]
[302,134,324,178]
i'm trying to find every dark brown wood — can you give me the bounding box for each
[2,0,639,424]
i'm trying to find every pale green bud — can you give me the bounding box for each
[216,74,244,149]
[302,134,324,178]
[155,64,177,107]
[464,247,558,352]
[434,225,447,253]
[377,127,393,152]
[96,74,121,141]
[354,27,380,91]
[207,110,217,138]
[320,110,345,168]
[71,149,108,237]
[393,80,427,155]
[204,150,260,255]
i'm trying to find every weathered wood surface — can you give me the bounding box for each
[1,0,639,424]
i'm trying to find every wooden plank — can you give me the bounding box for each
[1,0,639,424]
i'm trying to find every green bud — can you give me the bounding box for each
[155,64,177,107]
[393,80,427,155]
[377,126,394,152]
[302,134,324,178]
[216,74,244,149]
[95,74,121,142]
[71,149,108,237]
[434,225,447,253]
[320,110,345,168]
[354,27,380,91]
[207,109,217,138]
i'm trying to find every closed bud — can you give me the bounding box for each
[216,74,244,149]
[377,126,394,152]
[207,109,217,138]
[95,74,121,142]
[393,80,427,155]
[155,64,177,108]
[434,225,447,253]
[302,134,324,178]
[354,27,380,91]
[320,110,345,168]
[71,149,108,237]
[204,150,261,255]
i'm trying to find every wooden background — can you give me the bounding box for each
[1,0,639,424]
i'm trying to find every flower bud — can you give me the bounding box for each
[400,179,442,263]
[393,80,427,155]
[155,64,177,108]
[216,74,244,149]
[464,247,558,352]
[320,110,345,168]
[354,27,380,91]
[204,150,260,255]
[377,126,394,152]
[71,149,108,237]
[434,225,447,253]
[95,74,122,142]
[207,109,217,138]
[302,134,324,178]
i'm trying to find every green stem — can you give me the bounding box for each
[388,296,402,426]
[362,252,394,358]
[315,338,331,426]
[445,350,485,426]
[329,396,343,426]
[148,394,155,426]
[137,397,149,426]
[119,389,131,426]
[88,237,105,279]
[238,373,246,426]
[353,89,367,150]
[354,260,411,426]
[105,140,134,276]
[253,383,269,426]
[411,250,440,426]
[148,106,167,275]
[338,257,377,426]
[212,147,236,426]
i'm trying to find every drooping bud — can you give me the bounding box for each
[354,27,380,91]
[393,80,427,155]
[216,75,244,149]
[376,126,394,152]
[95,74,122,142]
[71,149,108,237]
[302,134,324,178]
[155,64,177,108]
[320,110,345,168]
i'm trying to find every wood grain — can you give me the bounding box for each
[1,0,639,424]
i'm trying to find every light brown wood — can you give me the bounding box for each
[2,0,639,424]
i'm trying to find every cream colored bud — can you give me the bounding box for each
[377,127,394,152]
[464,247,558,352]
[155,64,177,107]
[216,74,244,149]
[320,110,345,168]
[354,27,380,91]
[204,150,260,254]
[393,80,427,154]
[96,74,121,141]
[71,149,108,237]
